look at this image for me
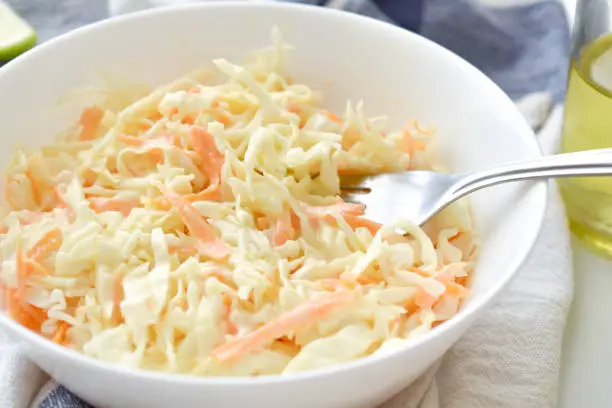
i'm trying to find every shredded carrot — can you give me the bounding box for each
[78,106,104,141]
[15,211,42,226]
[148,111,163,122]
[117,134,145,146]
[414,290,438,310]
[186,184,222,203]
[53,186,70,210]
[212,290,356,361]
[355,275,379,286]
[189,126,224,186]
[272,211,295,247]
[304,198,365,219]
[212,109,231,126]
[181,116,195,125]
[326,111,342,125]
[402,132,426,156]
[88,197,141,216]
[81,168,98,189]
[222,293,238,336]
[9,229,63,313]
[286,103,307,128]
[112,273,123,323]
[162,187,229,261]
[52,321,70,344]
[445,282,468,297]
[153,184,221,211]
[342,215,382,235]
[25,170,41,206]
[255,216,271,231]
[389,315,403,332]
[408,267,430,278]
[402,120,427,157]
[28,228,62,263]
[18,305,47,331]
[316,278,348,291]
[448,231,462,242]
[286,103,300,114]
[168,244,198,258]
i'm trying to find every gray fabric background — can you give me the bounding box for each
[5,0,570,101]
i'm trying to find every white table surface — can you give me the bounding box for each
[559,242,612,408]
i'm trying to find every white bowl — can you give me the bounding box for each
[0,3,546,408]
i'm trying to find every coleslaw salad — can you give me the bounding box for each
[0,29,476,377]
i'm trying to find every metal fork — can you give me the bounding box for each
[340,148,612,226]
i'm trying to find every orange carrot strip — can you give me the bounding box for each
[88,197,141,216]
[402,121,427,156]
[326,111,342,125]
[355,275,379,286]
[78,106,104,141]
[26,259,48,276]
[414,290,438,310]
[189,126,224,186]
[448,231,462,242]
[212,109,231,126]
[28,228,62,263]
[305,199,366,218]
[181,116,195,125]
[112,274,123,323]
[162,188,229,261]
[52,321,70,344]
[25,170,41,206]
[117,134,145,146]
[255,216,271,231]
[185,184,221,203]
[53,186,72,216]
[222,294,238,336]
[286,103,300,114]
[169,245,198,258]
[272,211,295,247]
[212,290,356,362]
[342,215,382,235]
[445,282,468,297]
[148,111,163,121]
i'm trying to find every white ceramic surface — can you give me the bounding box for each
[0,3,547,408]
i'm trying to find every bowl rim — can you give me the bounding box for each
[0,1,548,385]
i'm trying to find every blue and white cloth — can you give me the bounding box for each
[1,1,573,407]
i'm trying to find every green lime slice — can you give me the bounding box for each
[0,2,37,61]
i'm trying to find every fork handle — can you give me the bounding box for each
[452,148,612,198]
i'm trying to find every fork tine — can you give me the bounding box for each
[339,192,367,208]
[338,174,374,191]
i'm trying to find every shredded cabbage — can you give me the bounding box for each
[0,28,477,376]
